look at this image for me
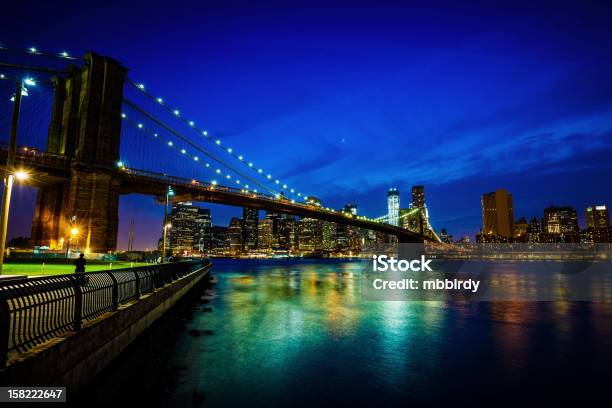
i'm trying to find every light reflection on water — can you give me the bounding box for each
[163,259,612,406]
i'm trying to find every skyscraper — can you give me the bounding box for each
[168,202,211,255]
[228,217,243,254]
[411,185,429,231]
[481,189,514,238]
[387,188,400,226]
[543,205,579,242]
[586,205,610,229]
[242,207,259,251]
[258,217,275,249]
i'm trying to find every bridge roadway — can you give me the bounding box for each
[1,146,427,243]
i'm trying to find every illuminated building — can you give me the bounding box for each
[210,226,228,254]
[168,202,211,255]
[322,221,336,251]
[586,205,609,229]
[258,217,275,249]
[543,205,579,242]
[514,217,528,241]
[411,185,429,230]
[527,217,541,243]
[228,217,243,254]
[387,188,400,226]
[481,189,514,238]
[242,207,259,250]
[298,217,322,252]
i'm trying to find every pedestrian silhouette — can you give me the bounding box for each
[74,253,86,273]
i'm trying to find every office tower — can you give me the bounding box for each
[585,205,610,243]
[411,185,429,231]
[543,206,579,242]
[168,202,211,255]
[228,217,243,254]
[387,188,400,226]
[322,221,336,251]
[277,215,295,250]
[481,189,514,238]
[258,217,275,249]
[527,217,541,243]
[210,226,228,253]
[586,205,610,229]
[514,217,528,240]
[298,217,322,252]
[242,207,259,251]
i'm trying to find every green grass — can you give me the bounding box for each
[2,262,149,277]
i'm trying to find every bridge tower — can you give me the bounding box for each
[31,53,127,253]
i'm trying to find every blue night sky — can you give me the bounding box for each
[1,0,612,249]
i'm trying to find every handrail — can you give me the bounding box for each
[0,259,210,366]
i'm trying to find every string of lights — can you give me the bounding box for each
[126,78,309,201]
[121,99,278,196]
[0,45,79,61]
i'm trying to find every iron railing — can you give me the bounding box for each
[0,259,210,366]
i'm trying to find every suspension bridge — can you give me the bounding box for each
[0,47,437,253]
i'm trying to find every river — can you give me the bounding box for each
[161,259,611,406]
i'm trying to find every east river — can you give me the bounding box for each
[160,259,611,406]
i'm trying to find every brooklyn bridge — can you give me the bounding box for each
[0,48,436,253]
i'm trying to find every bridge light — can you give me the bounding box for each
[157,97,163,103]
[181,149,186,154]
[14,170,29,181]
[202,130,208,136]
[154,133,158,137]
[29,47,37,53]
[238,155,243,160]
[0,74,5,79]
[211,180,218,185]
[282,184,287,189]
[116,161,124,167]
[167,141,173,146]
[258,169,262,173]
[227,148,232,153]
[245,184,249,188]
[215,140,221,145]
[297,193,301,197]
[24,77,36,86]
[290,189,294,193]
[121,113,126,118]
[253,189,257,193]
[248,162,253,167]
[291,200,295,203]
[60,51,70,57]
[216,169,221,174]
[205,163,210,167]
[236,180,240,184]
[194,156,199,161]
[189,121,195,126]
[226,175,231,179]
[138,123,143,128]
[173,110,180,116]
[267,174,271,179]
[275,180,280,184]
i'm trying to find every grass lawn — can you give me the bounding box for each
[2,261,149,277]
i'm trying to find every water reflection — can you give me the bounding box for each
[164,259,612,407]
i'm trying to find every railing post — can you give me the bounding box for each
[72,277,82,331]
[0,297,10,367]
[107,272,119,310]
[134,269,140,299]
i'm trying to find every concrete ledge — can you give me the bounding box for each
[0,265,209,391]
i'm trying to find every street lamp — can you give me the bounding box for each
[66,227,78,258]
[0,79,31,275]
[161,186,174,263]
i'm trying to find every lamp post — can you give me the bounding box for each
[161,186,174,263]
[0,80,26,274]
[65,228,78,259]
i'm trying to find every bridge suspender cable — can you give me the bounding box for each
[125,79,308,201]
[122,98,278,196]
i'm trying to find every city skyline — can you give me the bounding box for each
[2,0,612,249]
